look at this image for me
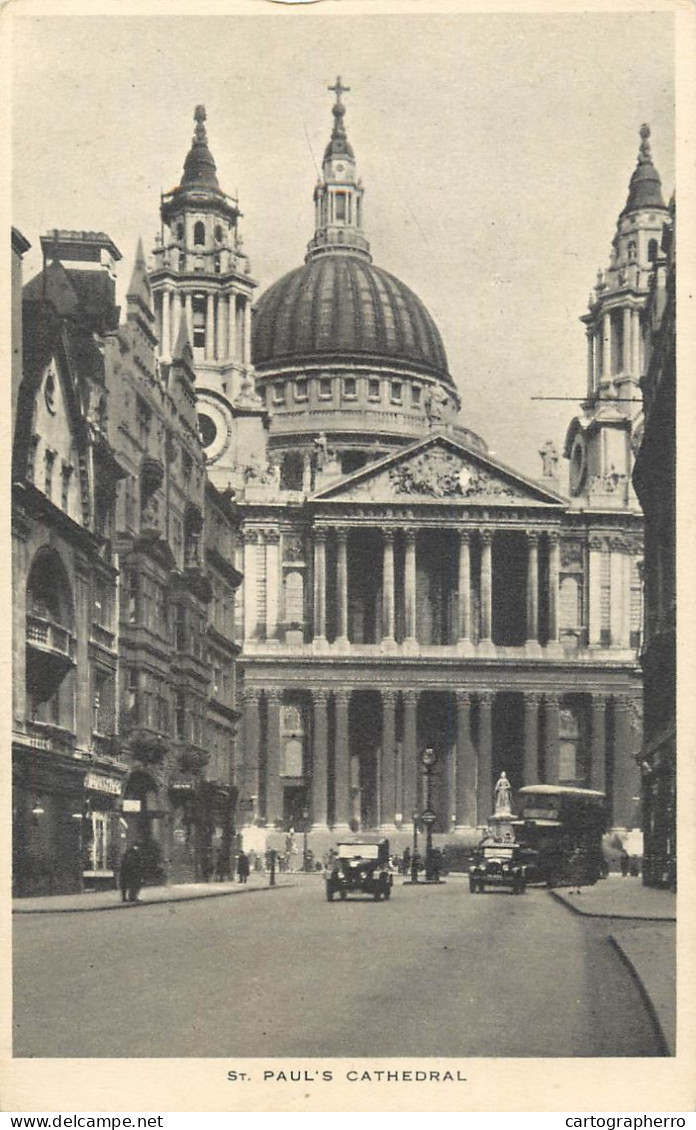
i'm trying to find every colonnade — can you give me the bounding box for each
[587,305,643,394]
[311,525,560,647]
[240,686,639,831]
[156,285,252,364]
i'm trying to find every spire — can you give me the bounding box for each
[324,76,354,162]
[181,105,220,191]
[127,237,151,304]
[621,124,666,216]
[173,313,193,364]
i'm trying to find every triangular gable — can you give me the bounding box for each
[312,432,566,507]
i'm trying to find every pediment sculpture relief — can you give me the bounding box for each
[388,451,527,501]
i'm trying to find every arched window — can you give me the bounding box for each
[627,240,637,262]
[176,222,184,241]
[648,238,659,263]
[193,221,205,246]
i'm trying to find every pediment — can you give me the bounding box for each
[313,435,565,507]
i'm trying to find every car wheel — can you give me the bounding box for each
[469,877,477,893]
[383,883,391,900]
[339,890,347,900]
[326,887,334,902]
[373,889,382,901]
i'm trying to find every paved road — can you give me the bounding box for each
[13,879,663,1058]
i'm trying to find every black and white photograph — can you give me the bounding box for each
[4,0,692,1114]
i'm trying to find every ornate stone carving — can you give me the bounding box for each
[283,534,304,562]
[388,452,526,501]
[561,540,584,569]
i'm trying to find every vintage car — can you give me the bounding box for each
[325,838,393,901]
[468,839,530,894]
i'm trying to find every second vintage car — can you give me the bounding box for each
[325,838,394,901]
[468,838,530,895]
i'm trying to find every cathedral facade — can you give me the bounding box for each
[149,88,664,854]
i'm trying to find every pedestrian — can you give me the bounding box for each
[237,850,250,884]
[620,848,630,878]
[569,846,585,895]
[410,850,421,884]
[216,852,231,882]
[119,844,144,903]
[402,847,411,876]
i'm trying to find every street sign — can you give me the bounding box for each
[420,809,437,826]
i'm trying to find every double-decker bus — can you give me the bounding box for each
[513,785,607,887]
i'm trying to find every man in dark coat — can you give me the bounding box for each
[120,844,144,903]
[237,850,250,884]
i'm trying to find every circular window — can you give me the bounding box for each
[198,413,217,449]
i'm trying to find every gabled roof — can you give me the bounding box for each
[312,432,567,507]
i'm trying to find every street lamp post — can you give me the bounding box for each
[420,747,438,880]
[302,806,310,872]
[411,809,420,882]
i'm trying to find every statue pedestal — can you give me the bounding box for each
[484,813,517,844]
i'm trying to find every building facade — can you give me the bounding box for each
[149,91,655,857]
[633,197,676,888]
[12,229,244,895]
[12,231,127,896]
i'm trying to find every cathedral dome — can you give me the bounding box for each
[252,253,452,385]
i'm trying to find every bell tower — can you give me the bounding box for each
[565,125,670,509]
[150,106,265,487]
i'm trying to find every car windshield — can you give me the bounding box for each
[337,843,380,860]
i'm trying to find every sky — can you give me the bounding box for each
[11,8,675,481]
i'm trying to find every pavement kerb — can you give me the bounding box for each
[606,935,672,1056]
[548,889,676,922]
[12,882,297,915]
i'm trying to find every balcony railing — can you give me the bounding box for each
[26,614,77,663]
[24,720,76,757]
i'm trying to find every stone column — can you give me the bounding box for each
[313,529,327,641]
[457,530,471,643]
[381,530,396,642]
[455,691,476,827]
[404,530,417,642]
[227,294,237,360]
[265,689,283,826]
[526,531,539,644]
[612,695,640,828]
[588,536,604,645]
[265,530,280,641]
[476,692,494,824]
[216,294,226,361]
[161,287,171,358]
[311,690,329,828]
[243,299,252,365]
[205,292,215,360]
[591,694,607,793]
[544,693,560,784]
[586,329,595,396]
[547,533,560,644]
[242,529,258,641]
[185,293,193,341]
[380,690,398,826]
[334,690,351,829]
[632,309,641,377]
[480,531,493,643]
[336,528,349,644]
[622,306,632,375]
[402,690,418,821]
[523,692,541,785]
[242,688,261,816]
[602,310,611,378]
